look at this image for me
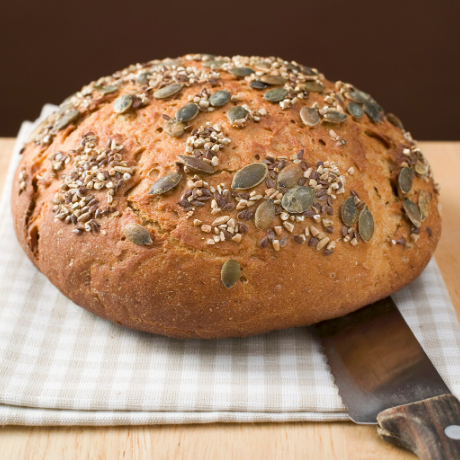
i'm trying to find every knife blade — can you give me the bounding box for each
[314,296,460,460]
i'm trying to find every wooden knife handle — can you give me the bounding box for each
[377,394,460,460]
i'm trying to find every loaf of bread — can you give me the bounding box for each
[12,54,441,339]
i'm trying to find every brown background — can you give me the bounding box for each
[1,0,459,139]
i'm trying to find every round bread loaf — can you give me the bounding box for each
[12,54,441,339]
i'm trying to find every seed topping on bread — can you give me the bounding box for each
[18,54,441,291]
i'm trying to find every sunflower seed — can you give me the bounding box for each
[136,72,152,85]
[347,102,363,118]
[229,67,255,77]
[178,155,214,174]
[386,113,404,131]
[264,88,289,103]
[259,237,269,248]
[154,83,184,99]
[300,107,320,127]
[227,106,248,124]
[56,108,80,130]
[363,100,381,123]
[402,198,422,227]
[221,259,241,288]
[96,85,118,95]
[260,75,286,85]
[277,163,303,188]
[114,95,133,113]
[250,80,270,90]
[398,167,413,194]
[148,172,182,195]
[232,163,268,190]
[358,206,374,242]
[255,199,275,229]
[165,119,185,137]
[323,111,347,124]
[341,196,358,226]
[281,186,315,213]
[123,223,152,246]
[209,90,231,107]
[418,190,430,221]
[176,103,199,122]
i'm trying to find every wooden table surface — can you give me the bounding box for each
[0,139,459,460]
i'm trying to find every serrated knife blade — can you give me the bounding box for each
[314,296,460,459]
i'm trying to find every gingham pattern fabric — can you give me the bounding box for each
[0,106,459,426]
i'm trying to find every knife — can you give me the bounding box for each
[314,296,460,460]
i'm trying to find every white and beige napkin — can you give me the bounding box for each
[0,106,459,426]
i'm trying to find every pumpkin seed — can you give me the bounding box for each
[341,197,358,226]
[358,206,374,242]
[27,117,51,142]
[176,103,199,122]
[281,186,315,213]
[114,95,133,113]
[300,65,317,76]
[322,111,348,124]
[229,67,255,77]
[302,81,324,93]
[300,107,320,127]
[344,88,367,104]
[370,97,384,113]
[123,223,152,246]
[59,96,76,109]
[255,62,271,70]
[264,88,289,103]
[398,167,413,194]
[250,80,269,90]
[96,85,118,95]
[227,106,248,124]
[148,172,182,195]
[56,108,80,130]
[202,59,226,68]
[277,163,303,188]
[154,83,183,99]
[231,163,268,190]
[209,90,231,107]
[178,155,214,174]
[255,199,275,229]
[260,75,286,85]
[418,190,430,221]
[414,159,428,176]
[57,102,76,116]
[347,102,363,118]
[387,113,405,131]
[165,119,185,137]
[136,72,152,85]
[402,198,422,227]
[198,53,215,60]
[363,100,381,123]
[221,259,241,289]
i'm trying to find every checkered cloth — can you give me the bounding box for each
[0,106,459,426]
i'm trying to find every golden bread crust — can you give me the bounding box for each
[11,55,441,338]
